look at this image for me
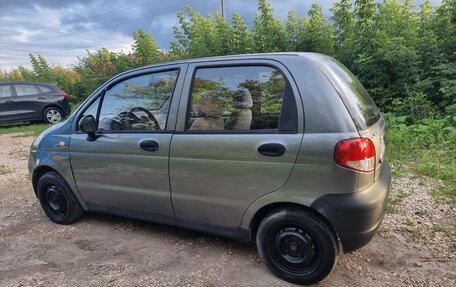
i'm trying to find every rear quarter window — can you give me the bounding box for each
[321,58,380,130]
[38,85,53,93]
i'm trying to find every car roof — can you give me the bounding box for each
[124,52,328,74]
[0,81,55,86]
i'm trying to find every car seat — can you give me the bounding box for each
[189,92,224,131]
[224,87,253,130]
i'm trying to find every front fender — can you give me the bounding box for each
[28,121,87,210]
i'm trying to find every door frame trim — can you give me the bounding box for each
[71,63,189,134]
[175,58,305,134]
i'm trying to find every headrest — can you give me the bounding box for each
[199,92,224,118]
[232,87,253,109]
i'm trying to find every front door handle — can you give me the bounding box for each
[6,100,14,104]
[140,140,159,152]
[257,143,286,157]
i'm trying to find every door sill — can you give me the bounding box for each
[86,202,250,242]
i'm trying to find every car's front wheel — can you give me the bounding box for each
[37,171,83,224]
[256,209,338,285]
[43,107,63,124]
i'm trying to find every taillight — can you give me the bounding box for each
[59,93,69,100]
[334,138,376,172]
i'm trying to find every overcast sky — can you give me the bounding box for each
[0,0,441,70]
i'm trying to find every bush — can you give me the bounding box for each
[391,93,438,124]
[385,114,456,205]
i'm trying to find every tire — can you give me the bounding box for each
[37,171,83,224]
[256,209,338,285]
[43,107,63,124]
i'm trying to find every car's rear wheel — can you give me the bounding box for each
[37,171,83,224]
[43,107,63,124]
[256,209,337,285]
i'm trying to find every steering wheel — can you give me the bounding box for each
[125,107,160,130]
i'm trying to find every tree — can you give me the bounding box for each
[132,29,161,66]
[301,4,335,55]
[1,0,454,120]
[252,0,287,52]
[231,13,252,54]
[29,54,53,82]
[331,0,357,68]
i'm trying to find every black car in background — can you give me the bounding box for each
[0,82,70,124]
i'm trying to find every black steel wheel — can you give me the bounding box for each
[37,171,83,224]
[256,209,337,285]
[44,184,67,220]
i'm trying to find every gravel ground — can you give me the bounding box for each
[0,133,454,287]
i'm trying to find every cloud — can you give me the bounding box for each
[0,0,443,70]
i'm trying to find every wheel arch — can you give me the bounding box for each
[248,202,340,249]
[32,165,59,197]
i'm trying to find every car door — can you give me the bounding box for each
[170,60,304,228]
[69,65,186,217]
[0,84,17,122]
[13,84,42,119]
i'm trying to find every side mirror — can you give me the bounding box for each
[79,115,97,141]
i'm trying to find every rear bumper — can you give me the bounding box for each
[311,161,391,253]
[60,99,71,116]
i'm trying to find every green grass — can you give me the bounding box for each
[431,185,456,206]
[386,190,409,213]
[399,219,419,236]
[0,164,9,175]
[385,115,456,206]
[0,123,52,137]
[431,224,456,250]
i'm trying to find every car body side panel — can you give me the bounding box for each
[170,58,305,228]
[68,63,187,217]
[239,55,360,229]
[14,95,42,119]
[0,86,17,122]
[170,133,303,227]
[239,131,360,230]
[28,121,88,210]
[69,132,174,216]
[12,84,45,119]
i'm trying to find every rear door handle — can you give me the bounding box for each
[257,143,286,157]
[38,97,46,100]
[6,100,14,104]
[139,140,159,152]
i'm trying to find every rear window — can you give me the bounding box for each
[322,58,380,130]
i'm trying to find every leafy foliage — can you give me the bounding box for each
[0,0,454,201]
[0,0,454,120]
[385,114,456,205]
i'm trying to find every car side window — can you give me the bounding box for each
[15,84,39,96]
[0,85,12,97]
[98,70,178,132]
[187,66,287,132]
[38,85,52,93]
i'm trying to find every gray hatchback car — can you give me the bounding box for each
[29,53,390,285]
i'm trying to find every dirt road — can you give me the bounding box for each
[0,133,454,286]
